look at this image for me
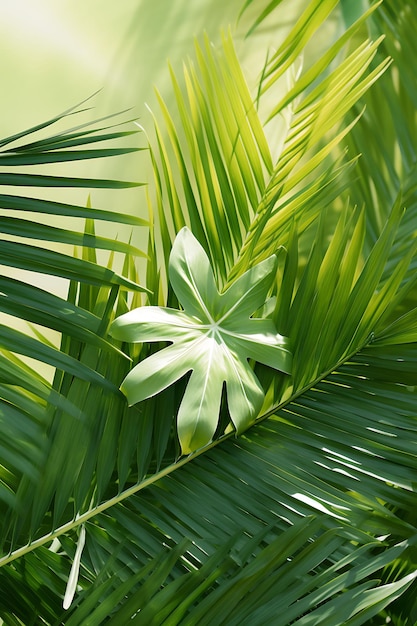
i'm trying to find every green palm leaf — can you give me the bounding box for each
[1,2,417,624]
[0,99,148,547]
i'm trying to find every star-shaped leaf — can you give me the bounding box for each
[110,228,292,454]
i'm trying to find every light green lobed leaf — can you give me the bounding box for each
[111,227,291,453]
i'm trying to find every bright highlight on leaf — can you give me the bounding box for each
[111,227,291,453]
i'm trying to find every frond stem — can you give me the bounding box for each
[0,335,372,568]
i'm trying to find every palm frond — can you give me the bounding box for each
[148,15,388,290]
[0,99,149,548]
[3,335,417,623]
[345,0,417,287]
[1,2,417,624]
[3,153,416,623]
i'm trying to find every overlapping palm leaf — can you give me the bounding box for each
[148,14,389,285]
[1,1,417,625]
[0,100,148,547]
[346,0,417,288]
[45,206,414,623]
[3,334,417,623]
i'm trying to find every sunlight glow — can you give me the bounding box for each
[0,1,114,79]
[291,493,349,519]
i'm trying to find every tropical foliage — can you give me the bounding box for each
[1,0,417,624]
[110,227,292,454]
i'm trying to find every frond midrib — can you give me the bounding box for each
[0,326,376,568]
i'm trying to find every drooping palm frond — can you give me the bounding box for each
[1,1,417,624]
[0,98,149,549]
[45,519,417,625]
[3,337,417,623]
[346,0,417,281]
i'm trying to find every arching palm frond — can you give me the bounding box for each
[1,2,417,625]
[0,98,148,550]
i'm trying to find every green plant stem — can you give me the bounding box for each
[0,337,372,568]
[0,439,221,568]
